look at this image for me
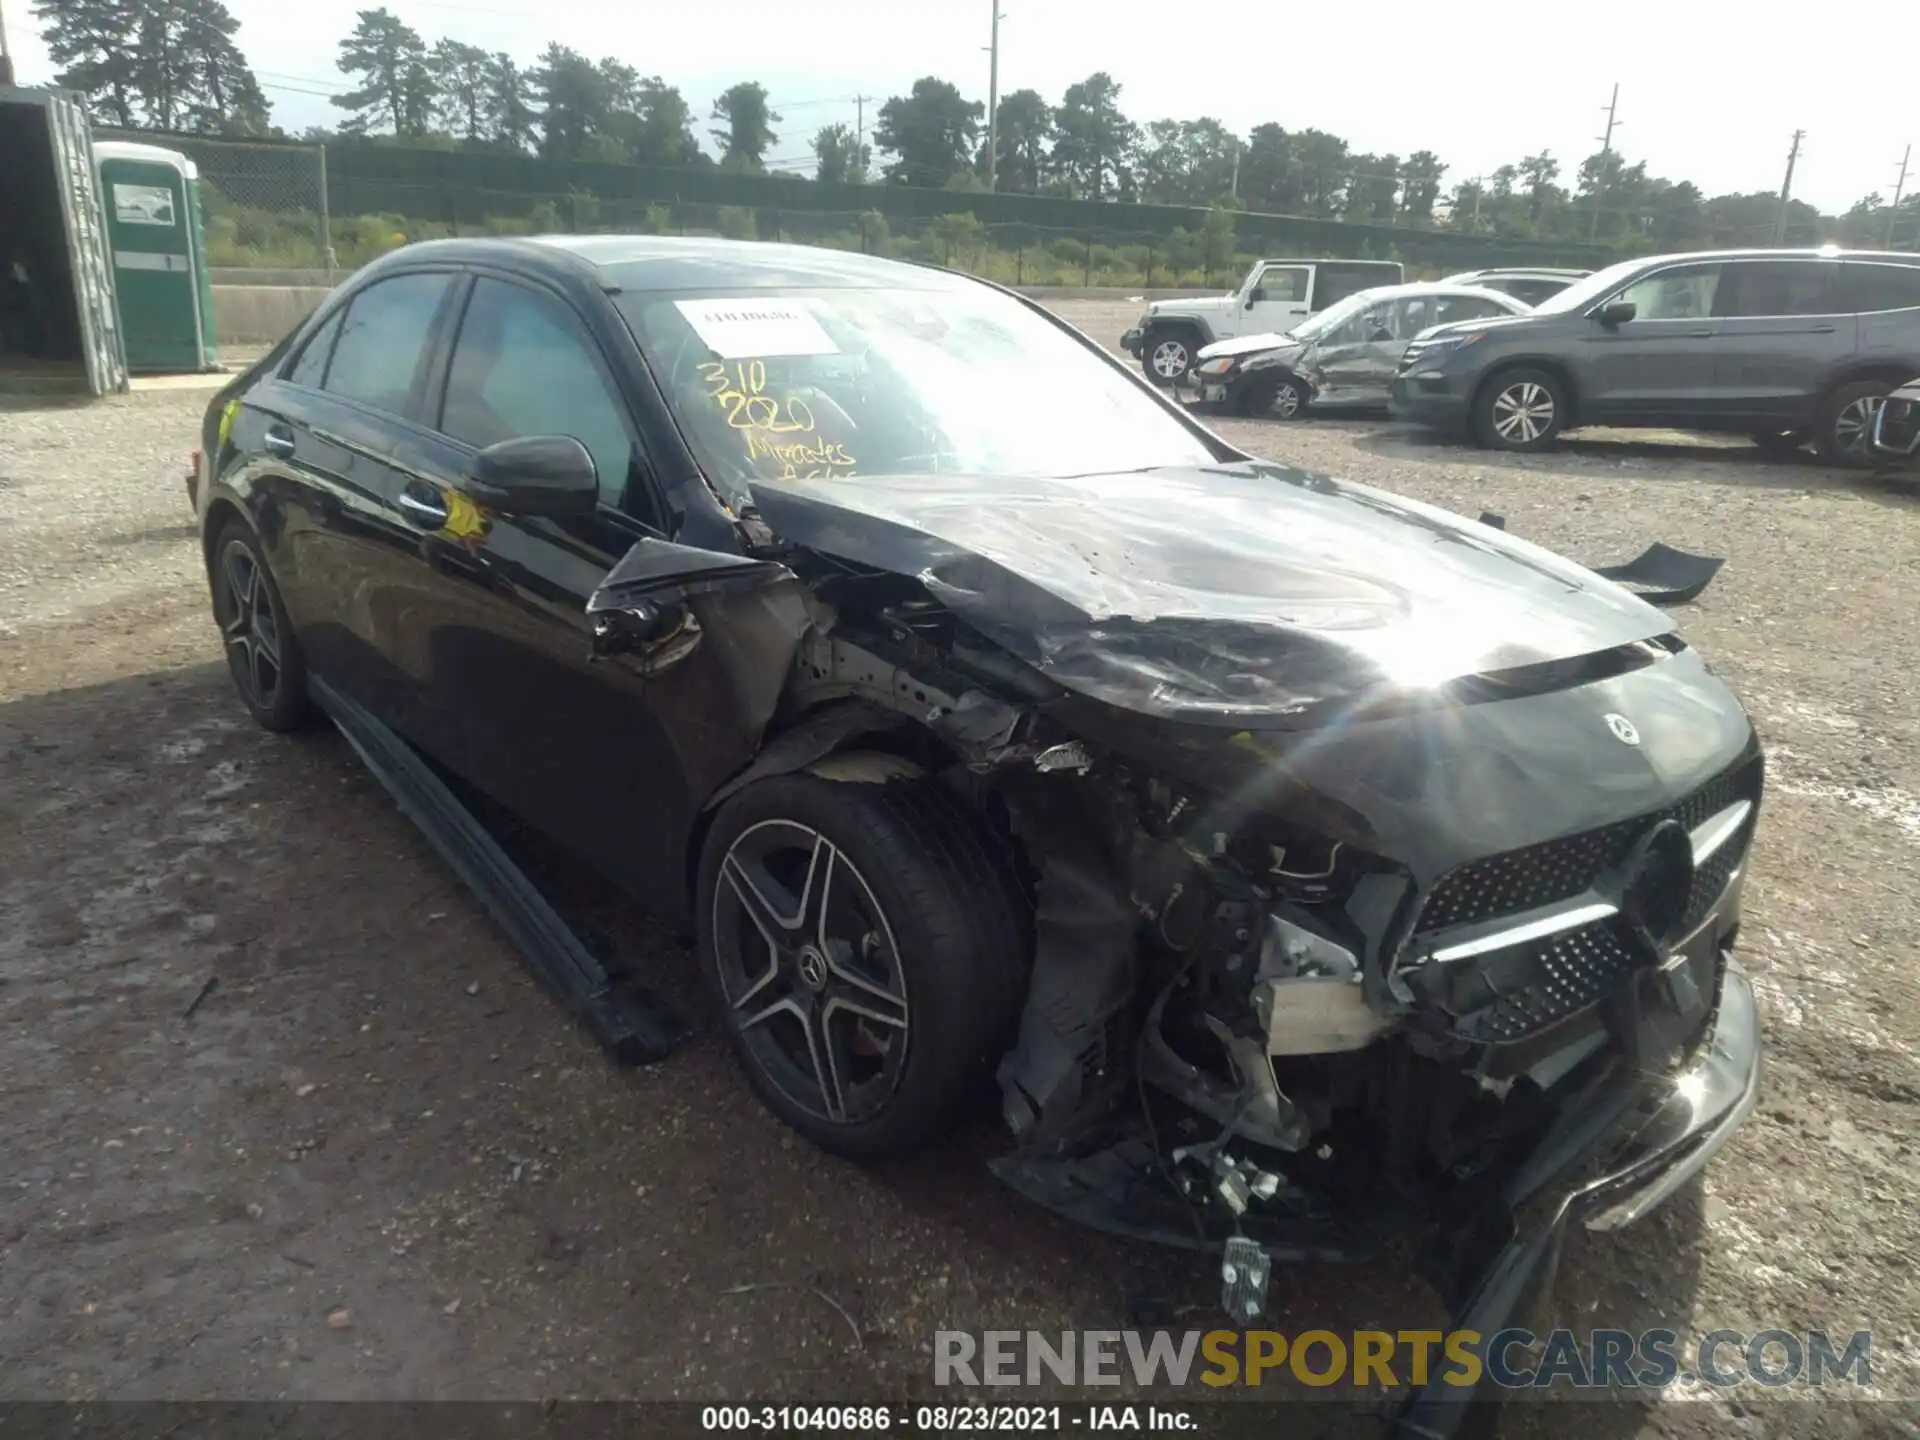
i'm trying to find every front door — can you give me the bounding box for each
[1580,261,1729,423]
[1242,263,1313,336]
[377,272,778,912]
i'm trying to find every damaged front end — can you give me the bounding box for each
[584,463,1763,1429]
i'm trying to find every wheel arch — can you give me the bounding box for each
[683,700,979,912]
[200,494,248,580]
[1823,361,1918,397]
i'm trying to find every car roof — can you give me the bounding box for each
[363,234,981,294]
[1445,267,1588,280]
[1618,247,1920,268]
[1346,282,1529,303]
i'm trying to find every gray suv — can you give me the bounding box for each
[1389,249,1920,464]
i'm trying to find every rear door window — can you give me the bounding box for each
[1313,263,1402,309]
[285,310,343,388]
[1432,294,1514,326]
[1717,260,1843,317]
[322,272,455,417]
[1841,262,1920,313]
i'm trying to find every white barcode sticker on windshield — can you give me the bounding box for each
[675,298,839,358]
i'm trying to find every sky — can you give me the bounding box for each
[2,0,1907,214]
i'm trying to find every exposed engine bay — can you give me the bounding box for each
[584,463,1761,1341]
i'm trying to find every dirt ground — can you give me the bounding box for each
[2,299,1917,1434]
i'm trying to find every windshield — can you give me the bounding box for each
[1290,289,1390,342]
[620,285,1216,509]
[1527,257,1651,315]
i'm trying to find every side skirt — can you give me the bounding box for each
[309,676,686,1067]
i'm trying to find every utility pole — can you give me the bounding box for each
[0,0,16,87]
[1230,140,1241,203]
[984,2,1004,191]
[853,94,871,183]
[1588,83,1620,243]
[1889,144,1911,248]
[1773,129,1805,245]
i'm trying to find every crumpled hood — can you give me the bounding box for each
[748,464,1677,726]
[1198,331,1297,361]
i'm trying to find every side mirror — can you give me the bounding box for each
[592,599,690,656]
[1246,292,1262,308]
[1594,300,1637,328]
[467,435,599,517]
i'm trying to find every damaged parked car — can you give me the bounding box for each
[1179,282,1533,416]
[193,238,1763,1430]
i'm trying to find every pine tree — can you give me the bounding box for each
[333,7,434,137]
[31,0,140,126]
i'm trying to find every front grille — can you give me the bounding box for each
[1421,755,1761,1045]
[1464,924,1636,1043]
[1421,757,1761,933]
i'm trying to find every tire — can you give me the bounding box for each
[1264,373,1307,420]
[210,517,315,732]
[1816,380,1893,468]
[1142,328,1197,386]
[1749,428,1809,459]
[695,769,1029,1158]
[1473,366,1568,451]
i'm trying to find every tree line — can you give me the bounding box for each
[30,0,1920,251]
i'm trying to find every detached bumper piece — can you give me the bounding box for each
[1396,965,1762,1439]
[1475,514,1724,606]
[309,678,686,1067]
[1872,383,1920,458]
[1121,327,1144,356]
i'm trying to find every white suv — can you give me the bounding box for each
[1122,258,1403,384]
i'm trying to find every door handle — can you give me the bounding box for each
[262,424,296,458]
[1688,329,1715,338]
[1810,324,1837,334]
[397,489,450,528]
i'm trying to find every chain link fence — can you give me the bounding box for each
[93,128,335,276]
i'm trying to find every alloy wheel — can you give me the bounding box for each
[710,819,911,1126]
[220,543,282,710]
[1273,381,1302,419]
[1831,395,1884,460]
[1151,339,1190,380]
[1491,381,1555,444]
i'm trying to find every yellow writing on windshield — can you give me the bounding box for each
[698,361,858,480]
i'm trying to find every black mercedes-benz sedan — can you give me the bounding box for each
[191,236,1762,1412]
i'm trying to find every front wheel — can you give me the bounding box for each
[1816,381,1891,468]
[1143,330,1195,386]
[696,769,1029,1158]
[1474,367,1568,451]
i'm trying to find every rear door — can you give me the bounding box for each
[1580,261,1728,422]
[1709,258,1855,424]
[1313,293,1434,404]
[44,93,126,395]
[236,269,463,728]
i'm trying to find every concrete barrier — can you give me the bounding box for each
[212,285,331,345]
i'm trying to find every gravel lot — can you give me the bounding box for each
[2,298,1917,1434]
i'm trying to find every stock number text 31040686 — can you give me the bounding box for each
[699,361,859,480]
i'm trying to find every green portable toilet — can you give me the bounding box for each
[93,140,218,372]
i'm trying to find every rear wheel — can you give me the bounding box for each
[1474,366,1567,451]
[696,768,1028,1157]
[1749,428,1809,459]
[211,518,315,732]
[1143,328,1197,386]
[1816,380,1892,468]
